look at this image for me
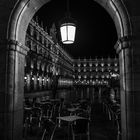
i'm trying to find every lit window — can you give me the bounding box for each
[101,75,105,79]
[95,63,98,66]
[115,68,118,72]
[101,63,104,67]
[78,75,81,79]
[84,63,86,67]
[78,64,81,67]
[108,63,111,66]
[106,74,109,78]
[96,75,99,78]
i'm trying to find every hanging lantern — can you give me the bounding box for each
[60,17,76,44]
[59,0,76,44]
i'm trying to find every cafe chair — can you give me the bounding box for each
[30,107,42,128]
[71,118,90,140]
[23,108,32,138]
[23,108,32,126]
[77,108,91,121]
[41,103,53,119]
[41,118,56,140]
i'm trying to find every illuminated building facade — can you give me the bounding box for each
[24,18,74,97]
[25,18,120,96]
[1,1,140,140]
[74,58,119,86]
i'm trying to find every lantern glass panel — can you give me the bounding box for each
[60,22,76,44]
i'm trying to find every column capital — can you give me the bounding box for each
[114,35,133,54]
[7,39,29,55]
[0,39,29,55]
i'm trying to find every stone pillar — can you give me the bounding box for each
[91,87,95,103]
[86,87,90,98]
[0,39,28,140]
[116,36,140,140]
[98,87,102,103]
[130,38,140,140]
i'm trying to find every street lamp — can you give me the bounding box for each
[59,0,76,44]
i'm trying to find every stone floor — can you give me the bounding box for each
[23,102,119,140]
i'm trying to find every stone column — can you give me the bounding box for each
[0,39,28,140]
[98,87,102,103]
[130,38,140,140]
[116,36,140,140]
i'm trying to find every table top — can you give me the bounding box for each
[67,107,79,112]
[39,101,52,104]
[24,107,32,110]
[72,103,80,105]
[57,115,87,122]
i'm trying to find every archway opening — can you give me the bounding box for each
[7,0,132,139]
[23,0,121,139]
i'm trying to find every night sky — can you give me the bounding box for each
[34,0,118,59]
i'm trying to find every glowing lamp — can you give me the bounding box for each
[60,18,76,44]
[59,0,76,44]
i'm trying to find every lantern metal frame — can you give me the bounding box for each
[59,0,76,44]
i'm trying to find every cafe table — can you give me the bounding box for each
[39,101,52,105]
[24,107,32,110]
[57,115,87,140]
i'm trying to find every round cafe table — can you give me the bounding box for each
[57,115,87,140]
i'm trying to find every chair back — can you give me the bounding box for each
[31,107,42,117]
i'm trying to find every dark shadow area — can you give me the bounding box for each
[34,0,118,59]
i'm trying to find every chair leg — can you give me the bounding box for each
[41,129,46,140]
[50,125,57,140]
[87,134,90,140]
[72,134,75,140]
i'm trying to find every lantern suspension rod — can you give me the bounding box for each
[59,0,76,44]
[66,0,70,17]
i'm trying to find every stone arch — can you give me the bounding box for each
[94,0,132,37]
[7,0,132,46]
[6,0,133,140]
[7,0,51,45]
